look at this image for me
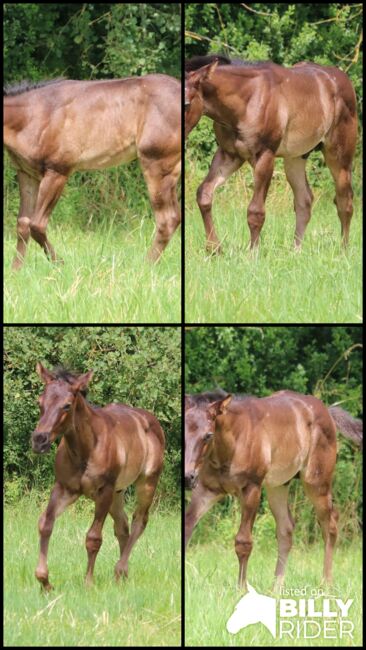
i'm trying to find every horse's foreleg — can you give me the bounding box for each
[35,482,79,590]
[236,483,261,590]
[109,491,129,558]
[141,154,181,262]
[248,151,274,248]
[30,169,68,262]
[85,484,114,587]
[266,484,295,589]
[12,171,39,270]
[284,157,314,249]
[185,480,224,549]
[114,472,160,581]
[196,148,243,254]
[302,482,338,583]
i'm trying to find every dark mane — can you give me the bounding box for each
[185,54,271,73]
[4,78,66,97]
[187,389,252,406]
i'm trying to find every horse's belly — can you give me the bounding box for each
[75,144,137,170]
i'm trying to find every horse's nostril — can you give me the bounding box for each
[34,432,48,445]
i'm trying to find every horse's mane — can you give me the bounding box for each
[4,77,66,97]
[52,366,89,396]
[187,389,251,405]
[185,54,271,73]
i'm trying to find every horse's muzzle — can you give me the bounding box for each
[32,432,52,454]
[184,473,197,490]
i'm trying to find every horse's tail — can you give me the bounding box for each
[329,406,363,449]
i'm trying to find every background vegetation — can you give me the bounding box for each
[185,3,362,164]
[185,4,362,323]
[4,3,181,323]
[185,326,362,543]
[4,326,181,506]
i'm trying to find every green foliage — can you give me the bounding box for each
[4,327,181,504]
[4,3,181,82]
[185,3,362,160]
[186,327,362,537]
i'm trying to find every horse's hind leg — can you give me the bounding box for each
[323,117,357,246]
[284,157,314,249]
[266,484,295,588]
[12,171,39,270]
[196,147,243,253]
[30,169,68,262]
[140,154,181,262]
[302,481,338,583]
[35,482,79,590]
[114,471,160,580]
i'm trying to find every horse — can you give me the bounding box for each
[185,390,362,589]
[184,55,357,253]
[4,75,181,269]
[32,363,165,590]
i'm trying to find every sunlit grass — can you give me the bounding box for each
[4,495,181,646]
[185,161,362,323]
[185,538,362,647]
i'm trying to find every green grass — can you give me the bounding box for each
[4,163,181,324]
[4,495,181,646]
[185,539,362,647]
[185,162,362,323]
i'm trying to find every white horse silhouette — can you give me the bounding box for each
[227,583,276,637]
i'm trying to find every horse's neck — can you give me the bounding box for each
[65,396,98,462]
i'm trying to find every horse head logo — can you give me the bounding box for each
[227,583,277,637]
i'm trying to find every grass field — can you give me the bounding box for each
[4,163,181,324]
[185,160,362,323]
[4,495,181,647]
[185,539,362,647]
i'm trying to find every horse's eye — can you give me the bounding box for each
[63,404,71,411]
[204,432,213,443]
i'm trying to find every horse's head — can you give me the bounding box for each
[184,60,218,139]
[184,391,231,488]
[32,363,94,454]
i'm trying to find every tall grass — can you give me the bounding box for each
[4,161,181,324]
[185,540,362,647]
[4,494,181,646]
[185,157,362,323]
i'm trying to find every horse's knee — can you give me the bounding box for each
[85,532,102,554]
[17,216,31,237]
[235,536,253,561]
[247,206,265,230]
[197,184,212,211]
[30,222,47,239]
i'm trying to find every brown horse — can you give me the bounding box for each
[185,55,357,253]
[4,75,181,269]
[32,363,165,590]
[185,390,362,589]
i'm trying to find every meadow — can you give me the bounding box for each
[4,494,181,647]
[185,156,362,324]
[3,162,181,324]
[185,539,362,647]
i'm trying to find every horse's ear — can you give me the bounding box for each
[209,394,232,417]
[185,395,194,411]
[36,362,55,384]
[189,60,218,88]
[71,370,94,393]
